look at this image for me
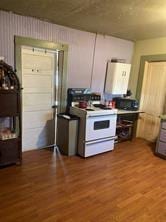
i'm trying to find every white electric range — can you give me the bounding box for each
[70,105,117,157]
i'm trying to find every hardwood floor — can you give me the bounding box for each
[0,139,165,222]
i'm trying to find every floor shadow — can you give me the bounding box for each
[147,141,156,154]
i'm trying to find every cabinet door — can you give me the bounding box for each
[0,91,19,116]
[157,141,166,156]
[120,64,131,94]
[0,139,20,165]
[161,121,166,129]
[105,62,131,94]
[111,64,124,94]
[160,129,166,142]
[105,63,117,94]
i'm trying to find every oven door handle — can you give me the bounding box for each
[87,113,117,117]
[85,136,117,145]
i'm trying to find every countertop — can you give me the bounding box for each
[160,115,166,120]
[117,109,143,115]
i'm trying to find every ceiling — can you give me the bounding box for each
[1,0,166,41]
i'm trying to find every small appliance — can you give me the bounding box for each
[112,97,139,111]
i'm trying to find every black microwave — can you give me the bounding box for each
[112,97,139,111]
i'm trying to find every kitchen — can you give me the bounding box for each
[58,61,140,158]
[0,1,166,222]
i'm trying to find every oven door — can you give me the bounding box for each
[85,114,117,141]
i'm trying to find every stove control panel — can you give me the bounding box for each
[71,94,101,102]
[67,88,101,109]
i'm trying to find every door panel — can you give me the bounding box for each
[23,68,52,75]
[22,47,56,151]
[137,62,166,142]
[23,111,53,129]
[23,75,52,93]
[22,50,53,70]
[23,93,52,111]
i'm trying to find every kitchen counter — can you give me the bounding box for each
[160,115,166,120]
[117,109,143,115]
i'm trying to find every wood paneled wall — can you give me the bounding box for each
[0,10,134,92]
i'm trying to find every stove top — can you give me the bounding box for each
[70,105,117,117]
[85,107,112,111]
[85,108,95,111]
[93,104,112,109]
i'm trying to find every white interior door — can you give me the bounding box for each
[21,47,56,151]
[137,61,166,142]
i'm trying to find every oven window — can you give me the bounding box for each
[94,120,110,130]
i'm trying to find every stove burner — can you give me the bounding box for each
[93,104,112,110]
[100,107,112,110]
[85,108,95,111]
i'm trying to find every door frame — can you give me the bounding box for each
[136,54,166,101]
[14,36,68,113]
[136,54,166,139]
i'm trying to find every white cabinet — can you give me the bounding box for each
[155,118,166,159]
[105,62,131,94]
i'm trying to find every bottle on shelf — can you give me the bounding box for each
[0,69,11,90]
[0,61,20,90]
[1,69,8,89]
[8,71,18,90]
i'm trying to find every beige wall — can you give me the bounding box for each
[129,37,166,97]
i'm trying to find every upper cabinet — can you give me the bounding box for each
[105,62,131,95]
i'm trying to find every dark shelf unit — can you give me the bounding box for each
[0,138,21,165]
[116,121,133,142]
[0,89,20,116]
[0,89,22,166]
[0,60,21,167]
[116,113,138,143]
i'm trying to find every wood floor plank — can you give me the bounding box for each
[0,139,165,222]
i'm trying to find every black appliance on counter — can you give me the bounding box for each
[112,97,139,111]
